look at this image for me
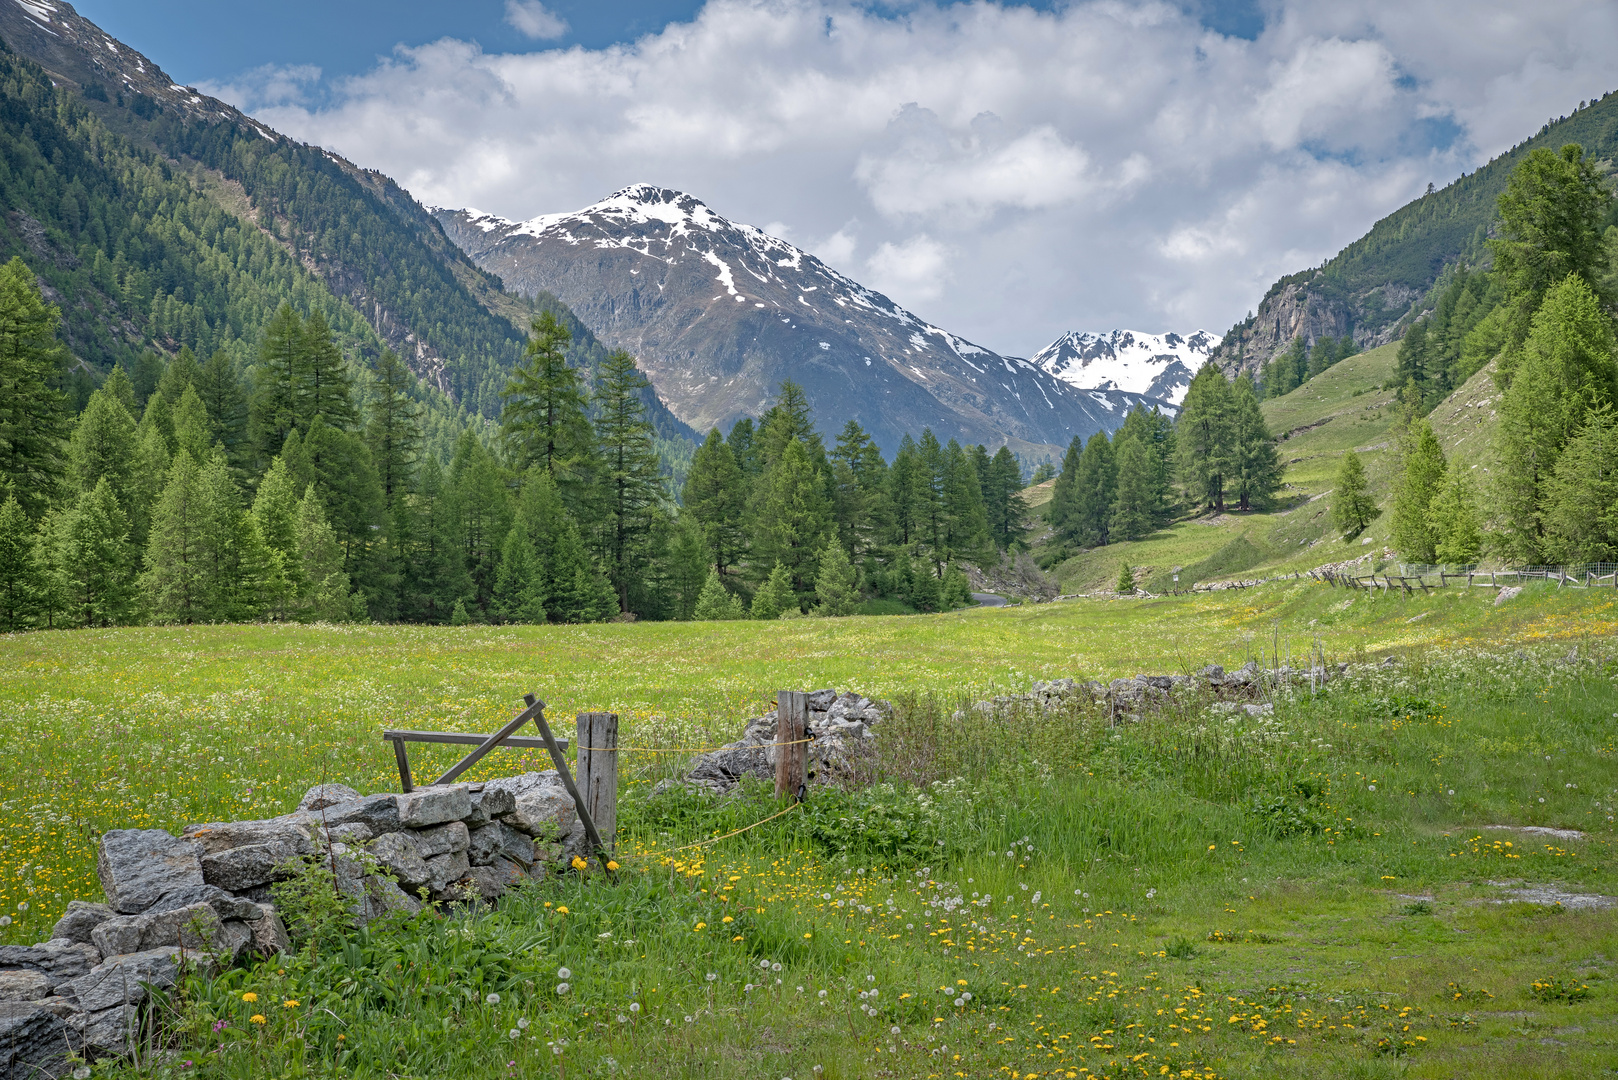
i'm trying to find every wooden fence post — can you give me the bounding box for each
[576,712,618,854]
[775,690,809,801]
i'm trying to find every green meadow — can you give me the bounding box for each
[3,583,1617,1078]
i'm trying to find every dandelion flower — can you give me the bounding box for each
[486,993,500,1005]
[241,993,258,1003]
[606,860,619,871]
[571,856,588,871]
[283,1000,299,1009]
[249,1015,266,1025]
[555,906,569,915]
[556,982,571,994]
[722,916,733,923]
[517,1018,529,1029]
[629,1003,640,1013]
[508,1029,521,1040]
[694,922,706,931]
[803,932,812,939]
[558,968,572,980]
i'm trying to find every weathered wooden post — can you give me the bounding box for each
[775,690,809,801]
[576,712,619,853]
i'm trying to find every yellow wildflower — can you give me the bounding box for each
[241,993,258,1003]
[249,1014,266,1025]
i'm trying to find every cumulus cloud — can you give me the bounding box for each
[504,0,568,40]
[196,63,321,109]
[227,0,1618,356]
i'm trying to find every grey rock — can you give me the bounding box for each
[75,1002,139,1055]
[23,998,76,1021]
[463,786,517,829]
[248,905,290,957]
[218,921,253,965]
[396,786,472,828]
[480,771,566,804]
[0,942,101,986]
[49,900,113,946]
[97,829,204,914]
[365,876,423,916]
[413,821,470,859]
[465,858,527,902]
[0,1001,67,1079]
[59,948,181,1012]
[692,745,769,784]
[1495,585,1522,607]
[298,784,362,812]
[1199,664,1225,682]
[146,884,262,922]
[426,850,470,896]
[328,822,373,845]
[502,789,575,839]
[0,971,50,1003]
[468,821,537,867]
[1138,675,1175,690]
[201,841,300,892]
[317,794,404,836]
[181,818,316,857]
[558,818,590,863]
[807,689,838,710]
[91,903,222,958]
[367,831,430,891]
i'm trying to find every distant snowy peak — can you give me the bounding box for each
[1030,329,1219,406]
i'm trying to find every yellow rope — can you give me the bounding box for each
[573,737,815,754]
[660,800,806,853]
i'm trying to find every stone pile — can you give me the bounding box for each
[668,689,890,795]
[1,771,585,1079]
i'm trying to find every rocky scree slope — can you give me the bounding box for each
[434,186,1166,456]
[1029,329,1216,406]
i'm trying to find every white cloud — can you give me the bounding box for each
[225,0,1618,356]
[196,63,321,109]
[504,0,568,40]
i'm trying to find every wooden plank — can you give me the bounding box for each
[381,730,565,750]
[432,698,548,787]
[775,690,809,801]
[576,712,619,854]
[390,737,414,793]
[525,694,608,861]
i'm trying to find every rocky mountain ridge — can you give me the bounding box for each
[1029,329,1216,405]
[434,186,1167,456]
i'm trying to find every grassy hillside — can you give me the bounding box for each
[2,590,1616,1078]
[1043,340,1509,594]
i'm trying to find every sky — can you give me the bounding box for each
[75,0,1618,358]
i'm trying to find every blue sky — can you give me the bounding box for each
[74,0,1265,90]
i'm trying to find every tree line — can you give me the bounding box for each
[0,270,1037,630]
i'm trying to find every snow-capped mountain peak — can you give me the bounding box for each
[1030,329,1218,405]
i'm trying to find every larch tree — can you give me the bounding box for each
[0,257,70,516]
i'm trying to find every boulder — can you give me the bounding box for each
[413,821,470,859]
[367,832,430,892]
[365,876,423,917]
[218,921,253,965]
[425,850,470,896]
[0,972,50,1004]
[143,885,261,922]
[91,903,223,958]
[465,858,528,902]
[200,841,301,892]
[97,830,204,914]
[807,689,838,710]
[181,818,316,858]
[248,905,290,957]
[1495,585,1522,607]
[49,901,113,946]
[396,786,471,828]
[502,789,575,839]
[328,822,373,845]
[463,786,517,829]
[317,794,404,836]
[1198,664,1225,683]
[297,784,362,812]
[0,942,101,987]
[59,948,181,1012]
[468,821,537,867]
[0,1001,67,1080]
[73,1001,139,1056]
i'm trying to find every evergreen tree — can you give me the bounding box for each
[500,312,592,503]
[1116,562,1136,594]
[400,456,470,623]
[1494,273,1618,562]
[252,456,303,617]
[1063,432,1117,546]
[127,425,171,552]
[155,347,198,405]
[366,348,422,510]
[813,538,860,616]
[294,488,354,622]
[1492,144,1616,388]
[757,380,824,466]
[300,311,358,430]
[831,420,886,556]
[173,384,214,465]
[289,417,390,611]
[250,304,306,464]
[492,512,548,624]
[1046,435,1084,537]
[0,257,70,516]
[693,568,746,620]
[913,430,949,564]
[751,437,831,603]
[886,435,922,547]
[197,455,275,622]
[941,439,991,561]
[1176,363,1235,511]
[1542,407,1618,564]
[593,349,665,614]
[1331,450,1377,537]
[662,517,709,621]
[59,478,138,626]
[725,418,762,480]
[1428,467,1484,565]
[67,384,138,511]
[140,392,177,459]
[0,495,39,630]
[982,444,1028,550]
[1389,420,1447,563]
[750,561,795,620]
[941,563,972,608]
[446,432,510,616]
[32,509,72,629]
[1229,376,1281,511]
[142,451,208,622]
[1109,434,1156,541]
[194,350,250,473]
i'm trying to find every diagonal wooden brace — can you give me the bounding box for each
[430,696,548,787]
[524,693,609,862]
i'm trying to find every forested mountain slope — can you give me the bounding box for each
[0,0,695,446]
[1216,88,1618,373]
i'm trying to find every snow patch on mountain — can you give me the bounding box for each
[1031,329,1218,405]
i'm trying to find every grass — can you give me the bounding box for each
[3,584,1618,1078]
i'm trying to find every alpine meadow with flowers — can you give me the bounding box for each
[3,581,1618,1078]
